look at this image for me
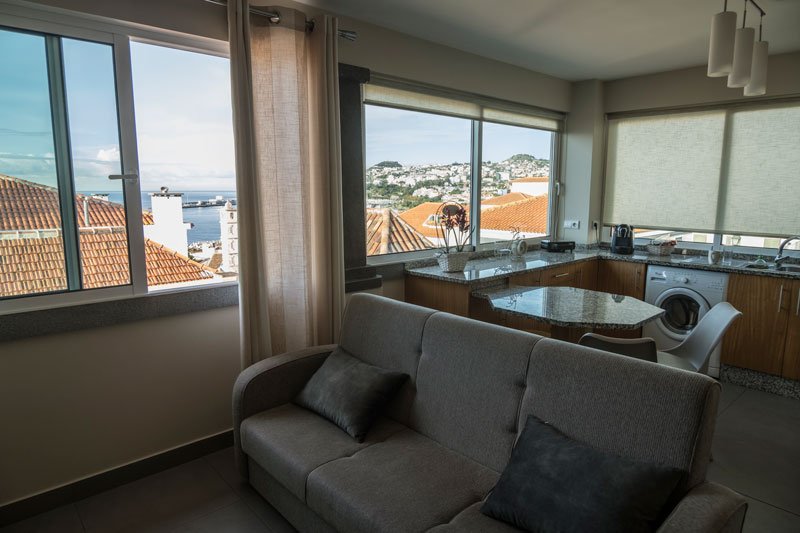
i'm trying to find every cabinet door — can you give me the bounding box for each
[596,260,646,299]
[541,264,580,287]
[578,259,598,290]
[722,274,790,376]
[781,280,800,380]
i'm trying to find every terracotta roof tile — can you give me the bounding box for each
[366,208,433,255]
[480,194,549,234]
[0,174,215,297]
[510,176,549,183]
[0,174,153,231]
[481,192,530,207]
[397,202,449,239]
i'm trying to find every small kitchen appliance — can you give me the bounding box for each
[540,240,576,252]
[610,224,634,255]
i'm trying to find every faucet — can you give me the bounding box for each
[775,236,800,266]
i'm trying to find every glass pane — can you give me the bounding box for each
[130,42,236,289]
[0,29,67,298]
[62,38,130,290]
[722,235,800,251]
[364,104,471,256]
[480,122,552,244]
[635,228,715,244]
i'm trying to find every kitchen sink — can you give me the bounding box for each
[742,263,800,274]
[744,263,774,270]
[776,265,800,273]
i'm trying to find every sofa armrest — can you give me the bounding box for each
[232,344,337,478]
[657,482,748,533]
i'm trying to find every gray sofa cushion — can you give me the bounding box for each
[426,502,521,532]
[306,429,499,533]
[409,312,541,472]
[481,415,683,533]
[294,348,408,442]
[240,403,406,501]
[519,338,720,496]
[339,293,436,425]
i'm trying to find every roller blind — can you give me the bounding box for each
[603,101,800,237]
[363,82,563,132]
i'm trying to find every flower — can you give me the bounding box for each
[435,202,474,253]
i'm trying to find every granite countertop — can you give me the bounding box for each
[405,249,800,285]
[477,285,665,329]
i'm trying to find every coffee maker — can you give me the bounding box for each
[610,224,634,255]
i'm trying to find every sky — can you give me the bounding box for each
[365,105,553,167]
[0,29,236,192]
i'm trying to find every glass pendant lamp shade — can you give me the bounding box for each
[744,40,768,96]
[708,11,737,76]
[728,26,755,87]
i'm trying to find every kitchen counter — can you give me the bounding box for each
[405,249,800,285]
[475,285,664,330]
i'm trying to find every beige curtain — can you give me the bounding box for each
[228,1,345,367]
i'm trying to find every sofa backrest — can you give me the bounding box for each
[408,312,541,473]
[339,293,435,425]
[517,338,719,495]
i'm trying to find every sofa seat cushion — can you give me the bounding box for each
[240,403,406,501]
[426,503,521,532]
[306,429,500,533]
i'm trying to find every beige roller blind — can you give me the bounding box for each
[719,104,800,236]
[603,110,726,232]
[363,81,563,132]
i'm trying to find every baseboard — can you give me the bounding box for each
[0,431,233,527]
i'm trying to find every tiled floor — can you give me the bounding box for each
[3,383,799,532]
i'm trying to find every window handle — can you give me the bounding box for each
[108,173,138,183]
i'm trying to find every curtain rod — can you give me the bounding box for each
[203,0,358,40]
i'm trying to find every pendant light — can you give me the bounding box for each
[728,0,755,88]
[744,13,768,96]
[708,0,737,77]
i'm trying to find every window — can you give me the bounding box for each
[480,122,553,244]
[362,81,562,257]
[0,16,236,311]
[604,101,800,248]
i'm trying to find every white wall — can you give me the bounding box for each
[0,307,241,505]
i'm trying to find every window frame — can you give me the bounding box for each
[363,95,562,265]
[0,2,236,316]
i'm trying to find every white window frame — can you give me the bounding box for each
[0,1,236,316]
[363,102,562,265]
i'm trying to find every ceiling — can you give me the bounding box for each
[301,0,800,81]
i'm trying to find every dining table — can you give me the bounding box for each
[479,285,665,343]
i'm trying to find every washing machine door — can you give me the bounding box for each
[653,287,710,342]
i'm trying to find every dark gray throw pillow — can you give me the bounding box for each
[481,415,684,533]
[294,348,407,442]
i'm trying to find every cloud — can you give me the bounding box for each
[96,147,120,162]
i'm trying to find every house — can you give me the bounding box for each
[0,174,218,297]
[1,1,798,532]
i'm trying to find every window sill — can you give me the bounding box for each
[0,283,238,343]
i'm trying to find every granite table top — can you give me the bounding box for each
[479,286,665,330]
[405,249,800,286]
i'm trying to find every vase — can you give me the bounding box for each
[437,251,472,273]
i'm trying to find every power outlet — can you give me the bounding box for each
[563,219,580,230]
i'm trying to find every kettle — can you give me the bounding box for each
[611,224,634,255]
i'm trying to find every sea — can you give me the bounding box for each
[84,191,237,245]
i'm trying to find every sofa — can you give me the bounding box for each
[233,293,747,532]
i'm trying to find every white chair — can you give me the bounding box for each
[579,302,742,373]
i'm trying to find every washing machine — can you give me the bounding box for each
[643,265,729,378]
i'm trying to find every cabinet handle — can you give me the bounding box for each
[554,272,570,278]
[796,288,800,316]
[778,284,784,313]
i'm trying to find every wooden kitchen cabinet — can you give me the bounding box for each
[405,275,471,316]
[596,260,645,299]
[540,263,583,287]
[781,280,800,380]
[722,274,791,376]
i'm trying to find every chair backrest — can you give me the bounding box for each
[668,301,742,372]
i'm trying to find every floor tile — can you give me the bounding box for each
[743,498,800,533]
[170,501,266,533]
[75,458,238,533]
[204,447,294,533]
[717,382,746,415]
[0,505,84,533]
[709,388,800,515]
